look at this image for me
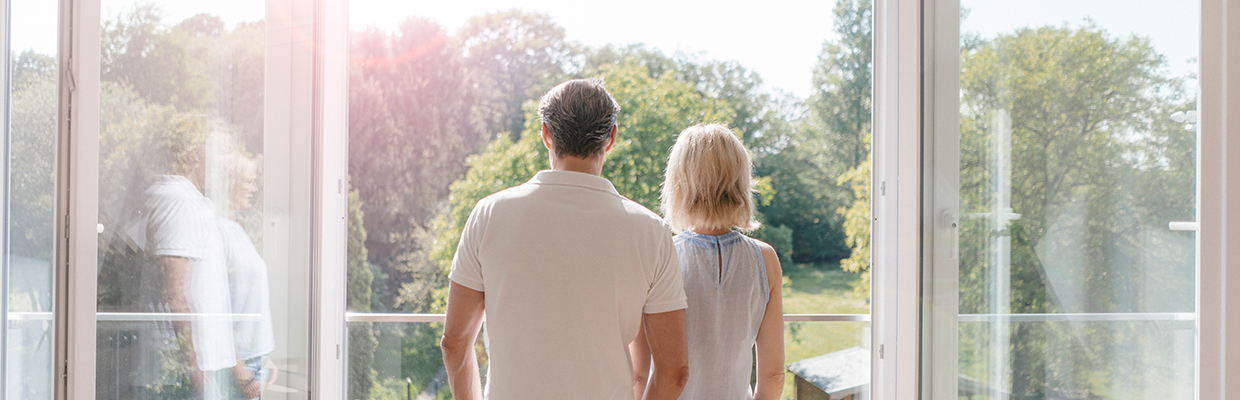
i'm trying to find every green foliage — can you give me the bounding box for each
[349,18,486,312]
[763,0,872,264]
[809,0,872,172]
[10,51,58,262]
[102,4,213,111]
[347,189,379,400]
[836,153,870,298]
[457,9,576,139]
[957,23,1192,397]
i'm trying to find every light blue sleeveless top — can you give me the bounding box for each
[673,231,770,400]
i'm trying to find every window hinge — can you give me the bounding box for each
[879,344,885,359]
[880,180,886,196]
[336,344,341,359]
[65,57,77,94]
[337,179,342,194]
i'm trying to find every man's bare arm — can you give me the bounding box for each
[442,282,485,400]
[641,309,689,400]
[629,318,652,399]
[160,256,201,386]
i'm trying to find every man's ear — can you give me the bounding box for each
[540,123,554,153]
[603,125,618,153]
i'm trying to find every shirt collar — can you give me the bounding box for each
[528,170,620,195]
[157,175,206,197]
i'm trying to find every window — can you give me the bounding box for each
[344,1,874,399]
[92,0,312,398]
[921,0,1201,398]
[12,0,1240,398]
[4,0,60,397]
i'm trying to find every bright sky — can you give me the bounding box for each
[348,0,839,98]
[11,0,1201,99]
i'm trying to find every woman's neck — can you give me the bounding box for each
[690,227,732,236]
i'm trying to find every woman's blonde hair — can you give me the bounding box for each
[661,123,760,233]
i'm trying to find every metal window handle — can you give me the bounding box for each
[1169,221,1199,231]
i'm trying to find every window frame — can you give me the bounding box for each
[47,0,1240,398]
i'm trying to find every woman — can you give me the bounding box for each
[219,152,278,399]
[632,123,784,399]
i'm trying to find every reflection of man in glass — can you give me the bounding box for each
[219,153,277,399]
[141,142,238,399]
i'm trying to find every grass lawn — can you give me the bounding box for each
[778,262,870,399]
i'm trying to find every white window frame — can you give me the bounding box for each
[871,0,926,399]
[1197,0,1240,395]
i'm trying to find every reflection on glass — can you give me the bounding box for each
[95,2,302,399]
[7,0,61,398]
[956,1,1198,397]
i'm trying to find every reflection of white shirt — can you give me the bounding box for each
[219,219,276,360]
[143,175,236,371]
[450,170,687,399]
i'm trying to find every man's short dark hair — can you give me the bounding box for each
[538,79,621,158]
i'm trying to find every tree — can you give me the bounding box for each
[956,23,1191,397]
[10,51,58,264]
[836,147,870,297]
[457,9,576,139]
[346,189,379,400]
[348,18,486,312]
[101,4,213,111]
[763,0,872,265]
[808,0,872,173]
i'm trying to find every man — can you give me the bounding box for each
[442,79,690,400]
[129,141,248,399]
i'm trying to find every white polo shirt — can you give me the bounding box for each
[450,170,687,399]
[143,175,237,372]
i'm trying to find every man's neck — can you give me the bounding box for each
[550,155,605,176]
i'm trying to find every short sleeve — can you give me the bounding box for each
[449,203,487,292]
[145,194,209,260]
[643,231,687,314]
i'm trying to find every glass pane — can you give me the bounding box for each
[785,321,870,400]
[347,1,872,399]
[95,1,308,399]
[955,0,1198,397]
[347,322,487,398]
[7,0,60,398]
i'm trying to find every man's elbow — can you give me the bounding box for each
[440,334,473,359]
[633,368,650,387]
[764,371,786,387]
[667,364,690,389]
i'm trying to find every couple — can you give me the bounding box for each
[442,78,785,399]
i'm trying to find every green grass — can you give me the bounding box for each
[778,262,870,399]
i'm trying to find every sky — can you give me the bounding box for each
[11,0,1201,99]
[347,0,839,98]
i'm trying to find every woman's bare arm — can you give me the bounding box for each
[752,242,786,400]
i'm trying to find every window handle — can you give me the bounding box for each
[943,211,959,261]
[1169,221,1198,231]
